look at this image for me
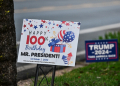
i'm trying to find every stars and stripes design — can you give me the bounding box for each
[67,52,72,61]
[58,30,66,41]
[22,19,80,31]
[62,52,73,65]
[63,31,75,43]
[55,44,66,47]
[22,19,80,43]
[62,55,68,64]
[20,18,80,66]
[96,58,109,60]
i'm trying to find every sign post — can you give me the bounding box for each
[34,64,56,86]
[17,19,81,85]
[51,65,56,86]
[34,64,39,86]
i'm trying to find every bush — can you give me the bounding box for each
[99,31,120,57]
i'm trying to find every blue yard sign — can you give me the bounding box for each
[85,39,118,62]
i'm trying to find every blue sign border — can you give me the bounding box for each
[85,39,118,62]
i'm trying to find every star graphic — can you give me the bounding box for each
[78,22,81,25]
[28,23,30,25]
[56,24,59,26]
[66,23,70,26]
[59,25,62,28]
[30,24,33,27]
[26,19,28,21]
[42,20,46,23]
[39,24,43,28]
[23,24,26,28]
[62,21,66,24]
[34,25,38,29]
[48,22,51,25]
[29,20,31,23]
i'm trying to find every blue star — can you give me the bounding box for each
[59,25,62,28]
[26,19,28,21]
[39,24,43,28]
[34,25,38,29]
[29,20,31,23]
[78,22,81,25]
[48,22,51,25]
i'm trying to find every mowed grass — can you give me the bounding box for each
[31,60,120,86]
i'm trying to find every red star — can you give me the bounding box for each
[23,24,26,28]
[66,23,70,26]
[71,21,74,23]
[30,24,33,27]
[28,23,30,25]
[21,33,23,35]
[62,21,66,24]
[56,24,59,26]
[43,20,46,23]
[41,20,46,23]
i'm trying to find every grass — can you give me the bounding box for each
[30,31,120,86]
[30,60,120,86]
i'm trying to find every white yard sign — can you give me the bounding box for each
[17,19,81,66]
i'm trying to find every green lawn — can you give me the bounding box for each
[31,60,120,86]
[29,31,120,86]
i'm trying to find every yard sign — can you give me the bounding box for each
[85,39,118,62]
[17,19,80,66]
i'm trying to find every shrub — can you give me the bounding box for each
[99,31,120,57]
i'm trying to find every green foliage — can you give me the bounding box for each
[99,31,120,56]
[99,36,103,40]
[30,61,120,86]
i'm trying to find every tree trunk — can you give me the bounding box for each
[0,0,17,86]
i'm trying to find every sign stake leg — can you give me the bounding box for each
[34,64,39,86]
[51,66,56,86]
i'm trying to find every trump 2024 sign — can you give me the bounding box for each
[17,19,81,66]
[85,39,118,62]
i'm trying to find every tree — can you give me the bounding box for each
[0,0,17,86]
